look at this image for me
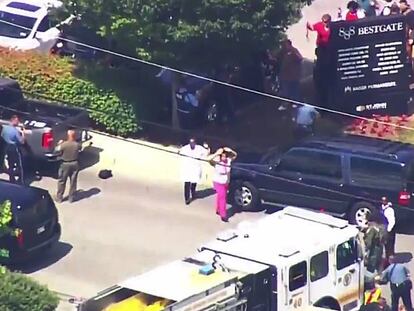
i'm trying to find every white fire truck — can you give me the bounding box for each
[79,207,366,311]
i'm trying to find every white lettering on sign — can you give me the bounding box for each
[358,22,404,36]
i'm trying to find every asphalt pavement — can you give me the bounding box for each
[8,149,414,311]
[14,163,263,310]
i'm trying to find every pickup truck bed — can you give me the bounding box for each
[0,77,90,161]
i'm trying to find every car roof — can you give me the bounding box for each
[200,207,358,267]
[299,135,414,164]
[0,0,47,18]
[0,180,49,207]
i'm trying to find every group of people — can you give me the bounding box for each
[179,138,237,222]
[307,0,414,107]
[0,115,81,203]
[361,197,413,311]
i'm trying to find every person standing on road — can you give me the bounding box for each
[380,196,396,261]
[380,256,413,311]
[277,39,303,110]
[364,213,384,273]
[178,138,210,205]
[1,115,26,184]
[209,147,237,222]
[55,130,81,203]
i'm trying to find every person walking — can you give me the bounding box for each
[364,213,384,273]
[208,147,237,222]
[178,138,210,205]
[380,256,413,311]
[1,115,26,184]
[55,130,81,203]
[380,197,396,261]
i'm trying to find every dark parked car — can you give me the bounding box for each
[0,180,61,264]
[230,135,414,227]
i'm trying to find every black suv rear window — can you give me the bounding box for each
[350,157,403,190]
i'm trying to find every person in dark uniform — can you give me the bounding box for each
[1,115,26,184]
[55,130,81,203]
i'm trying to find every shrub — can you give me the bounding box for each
[0,267,59,311]
[0,49,138,136]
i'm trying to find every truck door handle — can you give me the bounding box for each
[349,268,356,274]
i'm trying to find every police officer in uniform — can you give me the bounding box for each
[1,115,26,184]
[55,130,81,203]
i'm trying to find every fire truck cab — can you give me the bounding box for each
[79,207,365,311]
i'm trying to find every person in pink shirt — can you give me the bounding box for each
[208,147,237,222]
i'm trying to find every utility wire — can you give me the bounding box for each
[0,101,394,208]
[0,20,410,208]
[0,19,414,132]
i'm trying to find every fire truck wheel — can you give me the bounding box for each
[349,201,375,228]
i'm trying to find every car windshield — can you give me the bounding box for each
[0,10,36,38]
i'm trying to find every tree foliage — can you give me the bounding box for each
[66,0,309,68]
[0,49,138,136]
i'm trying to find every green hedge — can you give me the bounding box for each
[0,49,138,136]
[0,267,59,311]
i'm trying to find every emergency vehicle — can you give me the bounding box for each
[79,207,365,311]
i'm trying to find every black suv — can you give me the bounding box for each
[230,135,414,227]
[0,180,61,264]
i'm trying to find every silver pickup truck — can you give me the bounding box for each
[0,78,91,165]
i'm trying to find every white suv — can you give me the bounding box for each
[0,0,73,53]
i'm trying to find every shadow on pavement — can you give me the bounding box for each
[80,144,103,171]
[394,252,413,264]
[74,187,101,202]
[15,241,73,273]
[196,188,215,199]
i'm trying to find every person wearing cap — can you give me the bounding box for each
[179,138,210,205]
[380,256,413,311]
[380,197,396,261]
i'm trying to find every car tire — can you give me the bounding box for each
[231,181,260,212]
[349,201,375,228]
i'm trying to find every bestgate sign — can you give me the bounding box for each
[329,15,410,115]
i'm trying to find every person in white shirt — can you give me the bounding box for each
[179,138,210,205]
[380,196,396,260]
